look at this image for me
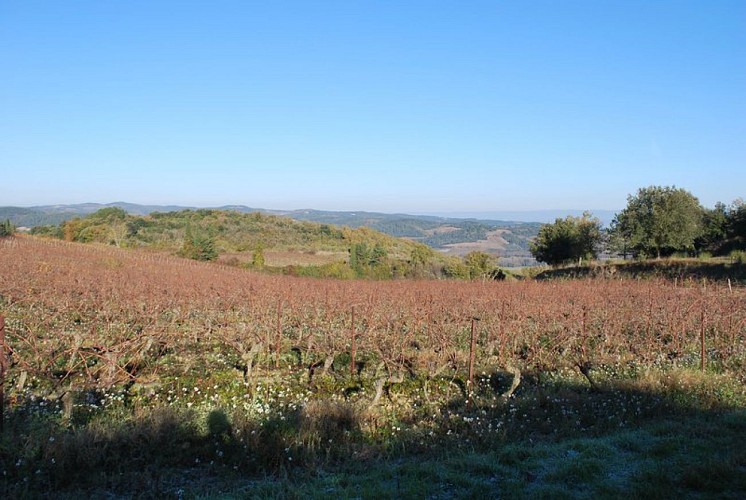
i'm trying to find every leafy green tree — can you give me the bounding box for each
[443,259,470,279]
[252,243,265,268]
[407,244,435,277]
[703,198,746,254]
[370,243,387,266]
[409,244,433,268]
[191,234,218,261]
[349,243,369,276]
[530,213,602,266]
[0,219,14,237]
[91,207,127,221]
[611,186,704,258]
[696,202,728,254]
[726,199,746,245]
[181,224,195,256]
[348,242,391,278]
[180,224,218,261]
[30,224,63,238]
[463,251,496,279]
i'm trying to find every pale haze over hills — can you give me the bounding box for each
[3,202,618,226]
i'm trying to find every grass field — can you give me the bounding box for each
[218,249,348,268]
[1,235,744,498]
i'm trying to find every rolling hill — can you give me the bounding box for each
[26,207,468,279]
[1,202,541,266]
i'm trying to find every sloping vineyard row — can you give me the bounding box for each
[1,235,744,401]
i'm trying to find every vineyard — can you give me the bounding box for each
[1,235,745,497]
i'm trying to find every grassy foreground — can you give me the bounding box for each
[2,366,744,498]
[1,236,744,498]
[169,410,746,499]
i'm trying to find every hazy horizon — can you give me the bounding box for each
[4,200,622,226]
[2,1,744,212]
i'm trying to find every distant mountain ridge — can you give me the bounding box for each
[420,210,619,227]
[1,202,613,225]
[2,202,532,229]
[0,202,192,226]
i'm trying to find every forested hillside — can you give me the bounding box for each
[3,203,540,265]
[30,207,476,279]
[0,207,74,228]
[273,209,541,261]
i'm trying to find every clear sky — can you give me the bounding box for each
[1,1,744,213]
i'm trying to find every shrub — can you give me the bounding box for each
[730,250,746,264]
[0,218,15,236]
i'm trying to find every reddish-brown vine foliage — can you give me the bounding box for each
[0,235,744,400]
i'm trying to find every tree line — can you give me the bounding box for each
[530,186,745,266]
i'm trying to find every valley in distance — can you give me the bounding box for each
[1,201,554,268]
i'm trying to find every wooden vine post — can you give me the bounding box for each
[275,300,282,369]
[580,306,588,358]
[0,315,5,433]
[700,308,707,373]
[350,306,356,376]
[467,318,477,404]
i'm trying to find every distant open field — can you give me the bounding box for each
[219,249,348,267]
[440,229,510,256]
[1,235,744,497]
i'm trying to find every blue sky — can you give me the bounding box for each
[1,1,744,214]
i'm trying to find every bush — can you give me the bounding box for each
[729,250,746,265]
[178,223,219,261]
[0,218,14,236]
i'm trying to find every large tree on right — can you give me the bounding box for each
[611,186,704,258]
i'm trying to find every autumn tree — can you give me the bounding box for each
[252,243,266,267]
